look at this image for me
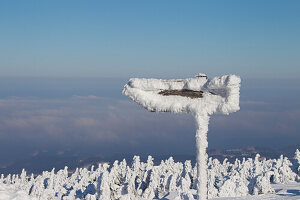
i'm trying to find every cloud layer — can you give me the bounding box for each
[0,78,300,173]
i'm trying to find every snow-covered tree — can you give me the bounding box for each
[294,149,300,177]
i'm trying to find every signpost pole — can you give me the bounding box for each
[194,113,210,200]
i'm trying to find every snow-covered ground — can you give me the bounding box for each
[211,182,300,200]
[0,183,36,200]
[1,179,299,200]
[162,182,300,200]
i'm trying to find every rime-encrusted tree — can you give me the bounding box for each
[123,73,241,200]
[294,149,300,177]
[1,151,299,199]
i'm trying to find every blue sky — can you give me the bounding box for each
[0,0,299,78]
[0,1,300,174]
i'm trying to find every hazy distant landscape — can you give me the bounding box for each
[0,77,299,175]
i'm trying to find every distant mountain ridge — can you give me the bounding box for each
[1,146,298,176]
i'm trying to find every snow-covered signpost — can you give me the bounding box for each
[123,74,241,200]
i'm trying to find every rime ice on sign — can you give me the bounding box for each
[123,74,241,200]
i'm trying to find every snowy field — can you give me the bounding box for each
[0,150,299,200]
[162,182,300,200]
[1,182,300,200]
[211,182,300,200]
[0,183,35,200]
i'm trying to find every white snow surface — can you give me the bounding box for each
[123,74,241,115]
[163,182,300,200]
[2,182,299,200]
[210,182,300,200]
[1,182,300,200]
[0,183,36,200]
[1,150,300,200]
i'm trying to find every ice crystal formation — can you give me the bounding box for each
[123,74,241,200]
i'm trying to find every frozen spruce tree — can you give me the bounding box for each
[123,73,241,200]
[294,149,300,177]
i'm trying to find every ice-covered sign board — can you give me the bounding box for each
[123,74,240,115]
[123,74,241,200]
